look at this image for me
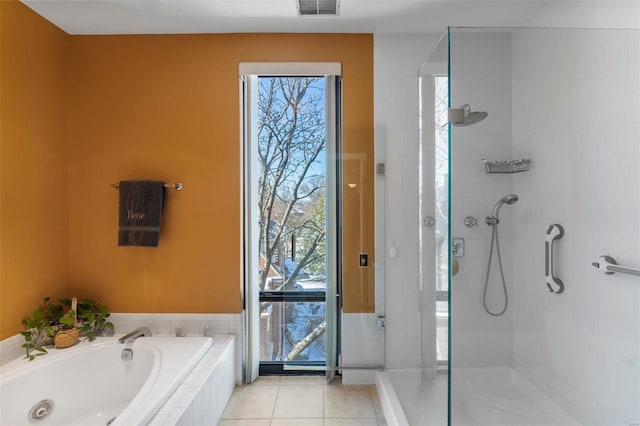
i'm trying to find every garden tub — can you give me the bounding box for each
[0,336,212,425]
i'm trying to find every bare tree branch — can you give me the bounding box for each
[284,322,326,361]
[257,77,326,289]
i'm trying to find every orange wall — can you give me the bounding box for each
[0,2,70,339]
[67,34,375,314]
[0,6,375,340]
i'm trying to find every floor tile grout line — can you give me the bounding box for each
[220,378,387,425]
[322,381,326,424]
[270,383,281,421]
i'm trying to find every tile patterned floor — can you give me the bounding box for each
[219,376,387,426]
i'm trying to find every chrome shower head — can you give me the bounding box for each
[491,194,519,219]
[452,104,488,127]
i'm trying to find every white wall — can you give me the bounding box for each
[374,31,516,371]
[341,34,442,383]
[511,28,640,425]
[449,32,515,368]
[340,313,384,384]
[374,33,442,370]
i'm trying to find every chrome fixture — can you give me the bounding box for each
[376,316,385,330]
[118,326,152,344]
[485,194,518,225]
[592,255,640,277]
[484,159,531,174]
[121,347,134,361]
[464,216,478,227]
[482,194,519,316]
[28,399,54,422]
[545,224,565,293]
[452,238,465,257]
[448,104,488,127]
[423,216,435,228]
[175,326,186,337]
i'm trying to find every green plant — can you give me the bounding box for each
[21,297,114,361]
[21,297,63,360]
[61,298,114,341]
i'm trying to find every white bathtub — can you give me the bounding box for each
[0,336,212,426]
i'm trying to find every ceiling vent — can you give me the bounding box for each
[296,0,340,16]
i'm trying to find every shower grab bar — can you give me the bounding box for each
[545,224,565,294]
[592,255,640,277]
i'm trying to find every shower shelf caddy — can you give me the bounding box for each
[484,159,531,174]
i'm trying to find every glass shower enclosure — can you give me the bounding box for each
[396,26,640,425]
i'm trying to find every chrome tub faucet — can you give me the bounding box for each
[118,326,152,344]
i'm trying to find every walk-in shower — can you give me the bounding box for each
[482,194,518,317]
[377,25,640,426]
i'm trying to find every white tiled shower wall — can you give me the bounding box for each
[510,28,640,425]
[375,32,516,371]
[376,16,639,424]
[448,31,515,368]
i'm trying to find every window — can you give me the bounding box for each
[435,75,449,363]
[242,67,341,380]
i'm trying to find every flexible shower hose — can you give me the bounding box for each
[483,223,509,316]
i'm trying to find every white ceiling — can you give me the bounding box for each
[22,0,557,35]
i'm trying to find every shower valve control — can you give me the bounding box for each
[464,216,478,227]
[376,316,385,330]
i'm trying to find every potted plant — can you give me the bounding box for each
[53,307,80,349]
[61,298,114,342]
[21,297,114,361]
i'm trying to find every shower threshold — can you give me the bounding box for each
[376,366,580,426]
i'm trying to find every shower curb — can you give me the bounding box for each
[375,371,410,426]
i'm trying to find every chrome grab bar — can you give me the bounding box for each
[592,255,640,277]
[545,224,565,294]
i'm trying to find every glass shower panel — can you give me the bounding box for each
[448,27,640,425]
[417,31,450,426]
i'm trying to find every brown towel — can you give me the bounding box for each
[118,180,166,247]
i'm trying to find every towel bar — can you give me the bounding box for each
[111,182,183,190]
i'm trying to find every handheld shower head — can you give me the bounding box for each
[491,194,519,219]
[482,194,518,316]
